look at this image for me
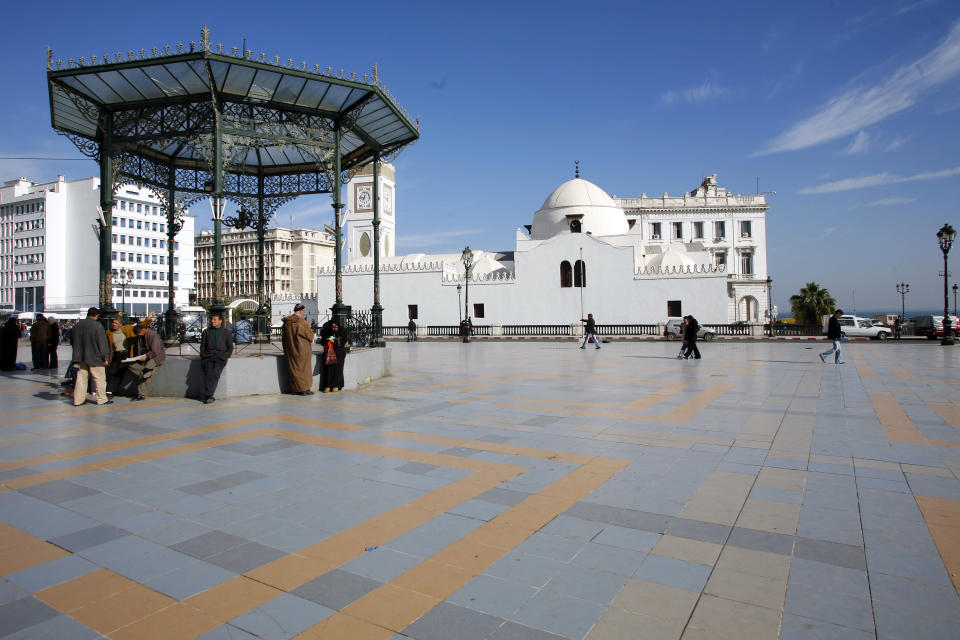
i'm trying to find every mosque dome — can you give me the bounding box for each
[530,178,629,239]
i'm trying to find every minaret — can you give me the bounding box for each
[346,162,396,263]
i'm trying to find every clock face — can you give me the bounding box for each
[383,186,393,215]
[356,185,372,211]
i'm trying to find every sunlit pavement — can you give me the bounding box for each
[0,340,958,639]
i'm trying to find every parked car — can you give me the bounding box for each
[913,315,960,339]
[822,315,892,340]
[664,317,716,341]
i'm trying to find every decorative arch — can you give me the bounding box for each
[560,261,572,288]
[574,260,586,288]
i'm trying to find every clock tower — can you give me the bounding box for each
[346,162,396,263]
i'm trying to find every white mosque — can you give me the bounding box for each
[273,164,772,327]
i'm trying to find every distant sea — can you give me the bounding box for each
[780,309,954,320]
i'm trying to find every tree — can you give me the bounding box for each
[789,282,837,325]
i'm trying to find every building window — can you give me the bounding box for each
[715,251,726,267]
[473,303,485,318]
[693,221,704,239]
[120,252,125,261]
[740,221,752,238]
[673,222,683,240]
[136,270,142,279]
[111,251,117,260]
[650,222,661,239]
[714,221,725,239]
[668,300,682,317]
[560,261,572,288]
[120,218,126,227]
[569,219,582,233]
[136,220,142,229]
[574,260,586,287]
[741,253,753,275]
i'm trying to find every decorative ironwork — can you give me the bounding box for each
[347,310,375,348]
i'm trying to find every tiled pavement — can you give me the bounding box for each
[0,340,959,639]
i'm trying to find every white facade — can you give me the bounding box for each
[346,162,396,261]
[0,176,195,316]
[275,172,770,327]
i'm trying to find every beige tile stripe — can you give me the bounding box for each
[889,365,918,380]
[868,392,960,448]
[856,363,880,380]
[510,384,687,413]
[928,401,960,428]
[914,495,960,596]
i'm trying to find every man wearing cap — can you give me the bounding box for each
[281,303,315,395]
[71,307,111,406]
[126,321,166,400]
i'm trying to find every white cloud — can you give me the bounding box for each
[895,0,937,16]
[885,134,911,151]
[799,167,960,194]
[757,20,960,154]
[661,81,727,105]
[844,130,871,154]
[820,227,837,238]
[399,228,482,249]
[849,196,918,209]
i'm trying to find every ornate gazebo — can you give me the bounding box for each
[47,26,418,340]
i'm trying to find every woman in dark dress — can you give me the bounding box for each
[319,320,350,393]
[47,319,60,369]
[0,318,19,371]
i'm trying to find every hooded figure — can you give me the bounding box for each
[0,318,19,371]
[281,304,315,395]
[30,314,50,370]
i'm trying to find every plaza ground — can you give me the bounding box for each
[0,340,958,639]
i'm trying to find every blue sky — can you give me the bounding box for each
[2,0,959,314]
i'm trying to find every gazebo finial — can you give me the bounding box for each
[575,160,580,179]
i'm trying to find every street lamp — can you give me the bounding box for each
[953,283,958,317]
[766,276,773,336]
[461,245,474,322]
[117,269,134,319]
[456,283,462,323]
[937,223,956,346]
[896,282,909,322]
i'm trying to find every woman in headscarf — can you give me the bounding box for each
[30,314,50,370]
[319,319,351,393]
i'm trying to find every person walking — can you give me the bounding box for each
[894,316,902,340]
[684,315,702,360]
[320,319,351,393]
[460,317,472,343]
[281,303,315,395]
[71,307,111,406]
[580,313,600,349]
[199,313,234,404]
[820,309,845,364]
[407,318,417,342]
[126,323,166,400]
[0,317,19,371]
[677,316,691,359]
[47,316,60,369]
[30,314,50,370]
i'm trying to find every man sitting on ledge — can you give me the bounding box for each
[126,322,166,401]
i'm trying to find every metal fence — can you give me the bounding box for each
[769,323,822,336]
[597,324,660,336]
[703,323,751,336]
[503,325,571,336]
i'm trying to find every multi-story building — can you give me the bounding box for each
[194,227,334,303]
[0,176,195,316]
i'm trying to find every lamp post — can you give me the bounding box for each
[937,224,956,346]
[766,276,773,336]
[461,245,474,321]
[953,283,958,317]
[117,269,134,319]
[896,282,909,323]
[456,284,462,323]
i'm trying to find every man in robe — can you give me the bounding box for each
[281,303,315,395]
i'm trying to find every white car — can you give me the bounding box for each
[664,317,716,341]
[824,315,892,340]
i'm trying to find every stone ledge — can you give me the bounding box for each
[147,347,391,399]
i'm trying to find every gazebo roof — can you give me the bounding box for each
[46,28,419,195]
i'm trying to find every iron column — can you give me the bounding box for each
[331,124,349,327]
[371,155,384,347]
[97,110,116,327]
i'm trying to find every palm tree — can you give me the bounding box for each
[790,282,837,325]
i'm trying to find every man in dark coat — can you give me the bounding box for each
[71,307,111,406]
[320,319,350,393]
[820,309,845,364]
[126,324,166,400]
[199,313,234,404]
[683,316,702,360]
[281,303,315,395]
[0,317,19,371]
[30,314,50,370]
[47,317,60,369]
[580,313,600,350]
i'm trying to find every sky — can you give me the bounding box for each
[2,0,959,315]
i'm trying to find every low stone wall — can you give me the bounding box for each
[148,347,391,399]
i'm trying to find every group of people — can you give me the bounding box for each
[281,303,350,396]
[70,308,168,405]
[29,314,62,370]
[676,315,703,360]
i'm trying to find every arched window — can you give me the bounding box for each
[560,261,572,288]
[569,219,582,233]
[574,260,586,287]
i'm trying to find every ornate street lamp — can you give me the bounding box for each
[896,282,909,323]
[937,224,956,346]
[766,276,774,336]
[117,269,134,319]
[461,246,474,326]
[953,283,958,317]
[456,283,462,323]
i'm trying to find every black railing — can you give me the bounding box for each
[769,322,821,336]
[597,324,660,336]
[503,324,571,336]
[383,326,407,336]
[703,323,751,336]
